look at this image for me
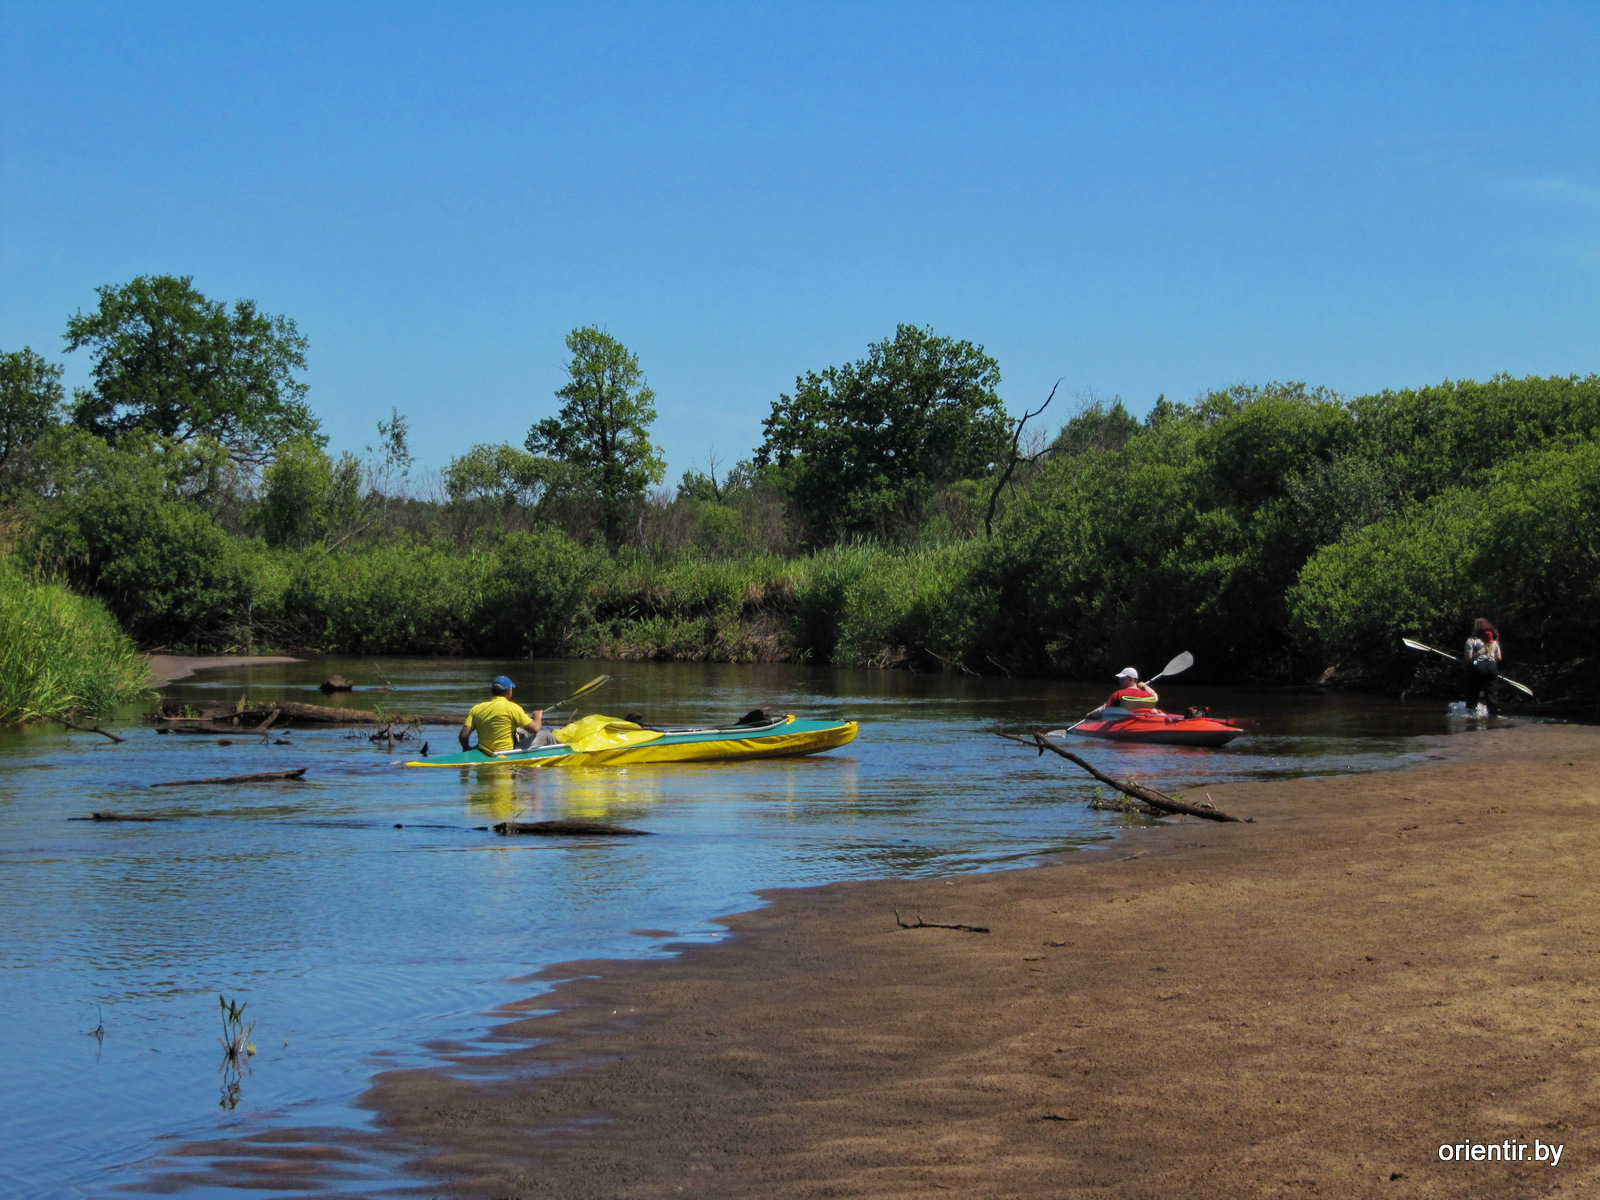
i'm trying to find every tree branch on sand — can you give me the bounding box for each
[997,731,1244,823]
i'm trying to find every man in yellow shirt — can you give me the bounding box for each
[458,676,551,754]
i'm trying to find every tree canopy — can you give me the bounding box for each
[525,327,664,548]
[65,275,317,462]
[0,347,64,476]
[754,324,1010,540]
[444,443,575,510]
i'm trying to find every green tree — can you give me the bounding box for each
[445,443,574,510]
[0,347,64,476]
[526,327,664,549]
[1052,398,1140,456]
[65,275,317,462]
[754,324,1010,540]
[258,437,363,548]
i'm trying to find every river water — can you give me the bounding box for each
[0,658,1463,1197]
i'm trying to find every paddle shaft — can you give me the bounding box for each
[538,674,612,714]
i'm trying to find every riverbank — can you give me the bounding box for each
[341,720,1600,1198]
[0,560,149,722]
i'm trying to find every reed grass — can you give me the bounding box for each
[0,558,150,723]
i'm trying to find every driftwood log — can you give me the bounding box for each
[998,732,1243,823]
[50,716,126,743]
[154,701,457,727]
[149,768,309,788]
[492,819,649,837]
[157,708,282,737]
[156,721,237,735]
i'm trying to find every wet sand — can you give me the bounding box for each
[145,653,300,686]
[176,722,1600,1197]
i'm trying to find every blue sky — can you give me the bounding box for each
[2,2,1597,483]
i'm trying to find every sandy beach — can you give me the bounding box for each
[144,654,301,686]
[168,721,1599,1198]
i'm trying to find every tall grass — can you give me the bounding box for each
[0,559,150,723]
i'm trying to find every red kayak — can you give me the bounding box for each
[1062,706,1243,747]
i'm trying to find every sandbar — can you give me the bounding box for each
[145,653,300,686]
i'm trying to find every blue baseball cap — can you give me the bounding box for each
[492,675,516,690]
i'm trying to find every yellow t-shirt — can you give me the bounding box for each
[465,696,531,753]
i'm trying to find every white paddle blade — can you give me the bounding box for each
[1401,637,1460,661]
[1503,677,1535,698]
[1158,651,1194,679]
[1044,729,1068,739]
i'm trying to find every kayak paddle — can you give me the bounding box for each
[540,674,612,713]
[1399,637,1534,698]
[1146,650,1194,685]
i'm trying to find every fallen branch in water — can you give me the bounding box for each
[149,768,309,788]
[155,700,457,726]
[894,908,990,933]
[68,812,172,821]
[493,819,649,837]
[51,716,125,743]
[997,732,1244,823]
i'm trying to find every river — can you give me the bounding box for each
[0,657,1464,1197]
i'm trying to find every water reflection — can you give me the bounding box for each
[0,657,1461,1197]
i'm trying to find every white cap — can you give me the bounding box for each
[1116,667,1139,679]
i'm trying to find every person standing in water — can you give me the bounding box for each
[1103,667,1159,713]
[1463,618,1503,715]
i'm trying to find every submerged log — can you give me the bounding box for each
[69,812,172,821]
[492,819,649,837]
[998,732,1244,823]
[149,768,309,788]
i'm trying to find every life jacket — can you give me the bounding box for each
[1110,685,1159,712]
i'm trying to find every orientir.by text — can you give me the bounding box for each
[1439,1140,1564,1166]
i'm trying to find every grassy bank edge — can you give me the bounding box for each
[0,558,151,724]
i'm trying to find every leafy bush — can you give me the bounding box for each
[29,481,256,646]
[279,543,483,654]
[1290,438,1600,665]
[1353,374,1600,500]
[471,529,598,656]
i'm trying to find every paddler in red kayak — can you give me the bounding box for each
[1102,667,1159,714]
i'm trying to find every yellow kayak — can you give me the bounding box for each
[405,713,858,769]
